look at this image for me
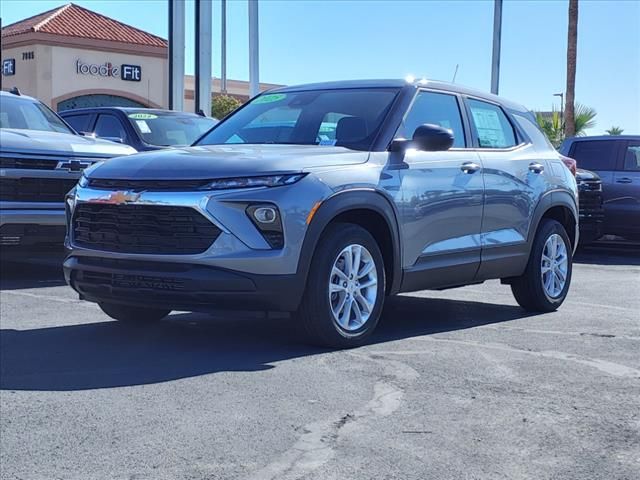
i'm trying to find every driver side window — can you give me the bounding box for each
[399,91,466,148]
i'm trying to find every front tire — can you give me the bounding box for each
[99,302,170,323]
[511,219,573,312]
[298,223,386,348]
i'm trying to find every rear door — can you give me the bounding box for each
[611,140,640,238]
[464,98,543,279]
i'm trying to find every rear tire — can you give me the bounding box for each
[511,219,573,312]
[99,302,170,323]
[298,223,386,348]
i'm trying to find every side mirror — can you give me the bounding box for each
[412,124,454,151]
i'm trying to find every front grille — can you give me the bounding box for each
[88,178,210,191]
[0,224,66,246]
[579,191,604,217]
[72,203,221,254]
[0,157,59,170]
[578,181,602,192]
[0,178,78,202]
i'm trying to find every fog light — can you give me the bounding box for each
[253,206,277,224]
[246,204,284,249]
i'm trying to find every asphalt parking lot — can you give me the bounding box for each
[1,246,639,480]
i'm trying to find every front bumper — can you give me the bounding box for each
[64,256,305,312]
[578,215,603,243]
[0,207,66,246]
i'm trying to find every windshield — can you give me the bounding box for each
[126,112,217,146]
[196,88,400,151]
[0,95,73,134]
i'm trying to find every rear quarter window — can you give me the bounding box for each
[569,140,618,170]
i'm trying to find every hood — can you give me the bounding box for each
[88,144,369,180]
[0,128,136,158]
[576,168,600,182]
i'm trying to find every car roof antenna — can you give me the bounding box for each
[9,87,21,96]
[196,109,206,117]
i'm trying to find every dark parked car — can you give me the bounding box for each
[60,108,218,151]
[575,168,604,243]
[560,136,640,241]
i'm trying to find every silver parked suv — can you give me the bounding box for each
[65,80,578,347]
[0,90,135,249]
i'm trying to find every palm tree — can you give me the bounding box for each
[564,0,579,137]
[536,110,564,148]
[573,103,596,135]
[536,102,596,147]
[606,126,624,135]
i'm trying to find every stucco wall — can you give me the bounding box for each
[0,45,41,98]
[50,46,168,109]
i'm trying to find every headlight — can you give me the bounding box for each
[200,173,306,191]
[78,161,105,188]
[78,174,89,188]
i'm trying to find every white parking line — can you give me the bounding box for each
[0,290,93,306]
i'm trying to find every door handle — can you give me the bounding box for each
[528,162,545,173]
[616,177,633,184]
[460,162,481,174]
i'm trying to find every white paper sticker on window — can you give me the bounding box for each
[136,120,151,133]
[471,109,506,148]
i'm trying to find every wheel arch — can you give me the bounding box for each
[529,190,579,251]
[296,189,403,296]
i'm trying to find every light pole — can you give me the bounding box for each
[554,92,564,126]
[248,0,259,98]
[490,0,503,94]
[221,0,227,94]
[195,0,212,116]
[168,0,185,111]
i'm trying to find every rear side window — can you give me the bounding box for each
[64,114,92,133]
[623,143,640,171]
[467,99,516,148]
[570,140,618,170]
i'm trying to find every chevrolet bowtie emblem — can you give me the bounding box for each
[56,160,92,172]
[105,191,141,205]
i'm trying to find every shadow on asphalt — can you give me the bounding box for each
[1,242,637,392]
[574,242,640,266]
[0,295,532,392]
[0,251,66,290]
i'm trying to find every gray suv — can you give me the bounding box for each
[0,90,136,249]
[64,80,578,347]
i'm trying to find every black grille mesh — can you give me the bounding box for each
[73,203,221,254]
[0,178,78,202]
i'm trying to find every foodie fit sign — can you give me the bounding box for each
[75,60,142,82]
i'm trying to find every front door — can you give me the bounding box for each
[611,140,640,239]
[396,90,484,290]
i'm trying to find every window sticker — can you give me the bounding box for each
[253,93,287,105]
[471,108,506,147]
[319,139,337,146]
[128,113,158,120]
[135,120,151,133]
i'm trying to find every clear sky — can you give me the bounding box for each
[2,0,639,134]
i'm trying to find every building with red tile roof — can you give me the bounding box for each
[1,3,278,112]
